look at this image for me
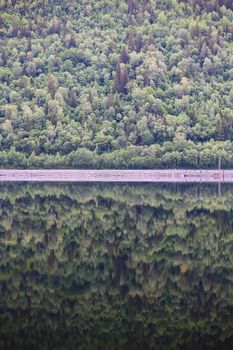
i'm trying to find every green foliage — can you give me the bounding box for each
[0,0,233,168]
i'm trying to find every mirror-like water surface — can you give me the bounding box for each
[1,183,233,350]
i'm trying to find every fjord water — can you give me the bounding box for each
[1,183,233,350]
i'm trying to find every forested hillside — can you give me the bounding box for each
[0,0,233,168]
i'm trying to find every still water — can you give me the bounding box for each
[0,182,233,350]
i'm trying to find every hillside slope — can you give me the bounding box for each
[0,0,233,168]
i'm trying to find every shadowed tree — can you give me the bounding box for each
[68,90,78,108]
[114,62,129,94]
[120,45,129,64]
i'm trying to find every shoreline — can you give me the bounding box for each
[0,169,232,182]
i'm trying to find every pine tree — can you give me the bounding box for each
[128,31,135,52]
[1,49,7,66]
[136,32,143,52]
[114,63,129,94]
[68,90,77,108]
[69,34,77,48]
[48,74,58,99]
[120,45,129,64]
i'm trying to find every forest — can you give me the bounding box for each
[1,183,233,349]
[0,0,233,168]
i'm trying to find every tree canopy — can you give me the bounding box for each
[0,0,233,168]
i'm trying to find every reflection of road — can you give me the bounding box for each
[0,169,231,182]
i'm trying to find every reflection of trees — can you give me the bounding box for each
[0,183,233,349]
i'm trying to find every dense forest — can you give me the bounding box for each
[0,0,233,168]
[1,183,233,349]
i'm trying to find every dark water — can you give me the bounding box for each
[1,182,233,350]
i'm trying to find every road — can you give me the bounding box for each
[0,169,232,182]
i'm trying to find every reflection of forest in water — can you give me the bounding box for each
[1,183,233,350]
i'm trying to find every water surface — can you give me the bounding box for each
[0,183,233,349]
